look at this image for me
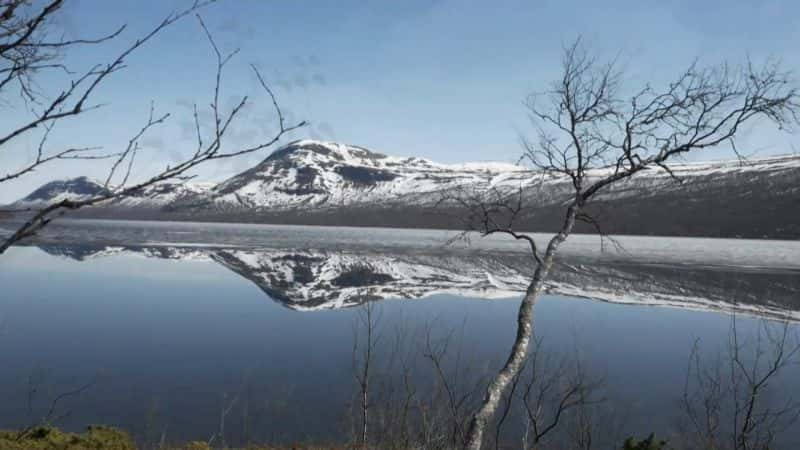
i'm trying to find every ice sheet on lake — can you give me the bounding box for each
[4,219,800,270]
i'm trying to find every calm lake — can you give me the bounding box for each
[1,220,799,447]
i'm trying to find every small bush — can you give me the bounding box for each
[622,433,669,450]
[0,425,134,449]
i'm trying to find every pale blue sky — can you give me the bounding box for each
[2,0,799,202]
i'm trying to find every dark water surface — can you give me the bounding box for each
[1,220,799,447]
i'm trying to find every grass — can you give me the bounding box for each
[1,426,344,450]
[0,426,134,449]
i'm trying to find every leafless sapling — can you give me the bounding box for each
[680,317,800,450]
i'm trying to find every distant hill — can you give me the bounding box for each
[8,140,800,239]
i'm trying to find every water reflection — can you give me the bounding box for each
[35,243,800,320]
[2,242,799,447]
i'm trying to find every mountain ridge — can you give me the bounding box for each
[8,140,800,239]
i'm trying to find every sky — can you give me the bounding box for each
[2,0,799,202]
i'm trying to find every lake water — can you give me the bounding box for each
[1,220,799,448]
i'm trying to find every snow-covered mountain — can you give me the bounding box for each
[184,140,531,211]
[34,243,800,320]
[207,140,800,210]
[10,140,800,238]
[11,140,530,209]
[166,139,800,214]
[13,177,214,208]
[15,176,109,206]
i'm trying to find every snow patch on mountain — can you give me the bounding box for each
[115,181,215,207]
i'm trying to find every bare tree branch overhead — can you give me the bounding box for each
[459,38,800,449]
[0,0,306,254]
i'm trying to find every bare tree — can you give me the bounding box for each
[348,310,496,450]
[352,300,382,449]
[344,304,615,450]
[458,39,800,449]
[207,374,248,449]
[0,1,305,254]
[422,319,489,448]
[680,317,800,450]
[516,340,603,450]
[16,370,98,440]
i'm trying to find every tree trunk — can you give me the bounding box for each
[463,205,578,450]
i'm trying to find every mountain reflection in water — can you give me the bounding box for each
[34,243,800,320]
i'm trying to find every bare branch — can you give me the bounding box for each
[0,1,308,254]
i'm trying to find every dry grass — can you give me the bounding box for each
[0,426,345,450]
